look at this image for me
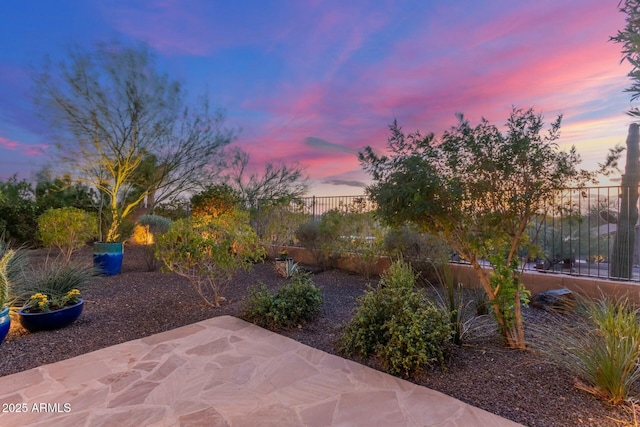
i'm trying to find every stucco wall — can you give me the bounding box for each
[271,245,640,303]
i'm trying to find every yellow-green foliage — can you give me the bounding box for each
[155,208,264,307]
[37,207,98,262]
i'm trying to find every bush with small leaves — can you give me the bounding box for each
[243,272,322,330]
[37,207,98,262]
[155,208,264,307]
[339,260,451,378]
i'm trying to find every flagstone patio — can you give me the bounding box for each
[0,316,522,426]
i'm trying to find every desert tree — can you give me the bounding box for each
[33,41,234,242]
[612,0,640,118]
[223,147,308,209]
[360,108,613,349]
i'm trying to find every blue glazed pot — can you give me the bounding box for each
[0,306,10,344]
[18,299,84,333]
[93,242,124,275]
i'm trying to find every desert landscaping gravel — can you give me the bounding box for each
[0,245,635,426]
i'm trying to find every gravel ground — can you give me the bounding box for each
[0,245,636,426]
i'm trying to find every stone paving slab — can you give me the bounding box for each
[0,316,523,426]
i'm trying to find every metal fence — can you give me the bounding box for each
[254,186,640,282]
[525,186,637,281]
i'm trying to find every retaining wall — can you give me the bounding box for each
[272,246,640,303]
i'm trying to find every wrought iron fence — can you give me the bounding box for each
[254,186,640,282]
[253,195,375,242]
[525,186,638,281]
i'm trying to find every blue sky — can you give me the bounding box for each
[0,0,633,195]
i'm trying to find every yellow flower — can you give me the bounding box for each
[66,289,81,298]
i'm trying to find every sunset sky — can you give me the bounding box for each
[0,1,635,196]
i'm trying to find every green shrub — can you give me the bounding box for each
[156,209,264,307]
[295,220,332,269]
[384,226,450,278]
[243,272,322,330]
[339,260,452,378]
[530,296,640,405]
[319,208,386,277]
[138,214,172,235]
[254,202,308,256]
[378,304,452,376]
[0,176,38,244]
[190,184,241,219]
[37,207,98,262]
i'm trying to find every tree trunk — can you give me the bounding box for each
[469,259,525,349]
[611,124,640,279]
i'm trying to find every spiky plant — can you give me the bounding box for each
[13,262,95,309]
[529,296,640,405]
[0,238,28,308]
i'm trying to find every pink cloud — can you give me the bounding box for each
[0,137,19,150]
[105,0,629,193]
[0,136,49,157]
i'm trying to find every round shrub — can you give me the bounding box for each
[138,214,172,234]
[243,272,322,330]
[339,260,452,378]
[37,207,98,262]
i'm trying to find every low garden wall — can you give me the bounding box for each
[271,245,640,304]
[451,263,640,304]
[266,245,391,275]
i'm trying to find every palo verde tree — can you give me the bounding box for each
[33,41,234,242]
[360,108,612,349]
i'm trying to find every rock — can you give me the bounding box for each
[530,288,575,313]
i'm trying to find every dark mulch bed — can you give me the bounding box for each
[0,245,635,426]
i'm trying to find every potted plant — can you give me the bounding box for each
[0,239,28,344]
[93,208,135,276]
[14,262,95,332]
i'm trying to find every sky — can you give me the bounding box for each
[0,0,635,196]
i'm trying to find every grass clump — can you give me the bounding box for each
[243,272,322,330]
[338,260,451,378]
[12,261,95,308]
[530,296,640,405]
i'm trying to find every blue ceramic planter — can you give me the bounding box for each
[0,307,10,344]
[18,299,84,332]
[93,242,123,275]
